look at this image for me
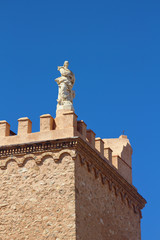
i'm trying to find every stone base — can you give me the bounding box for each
[56,104,74,116]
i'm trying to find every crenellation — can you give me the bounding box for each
[95,137,104,157]
[18,117,32,135]
[0,120,10,137]
[40,114,55,132]
[104,147,113,162]
[86,129,96,147]
[0,114,134,186]
[0,114,134,185]
[77,120,87,140]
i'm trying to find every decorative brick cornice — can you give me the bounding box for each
[0,136,146,218]
[0,139,77,158]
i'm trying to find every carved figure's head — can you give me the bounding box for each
[64,61,69,68]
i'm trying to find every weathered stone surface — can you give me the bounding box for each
[0,110,146,239]
[55,61,75,113]
[75,155,141,240]
[0,140,146,239]
[0,154,76,240]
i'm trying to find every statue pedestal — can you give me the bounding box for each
[56,103,74,117]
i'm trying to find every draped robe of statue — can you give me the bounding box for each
[55,61,75,111]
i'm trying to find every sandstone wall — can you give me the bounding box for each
[75,155,141,240]
[0,154,76,240]
[0,136,145,240]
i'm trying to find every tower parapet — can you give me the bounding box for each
[0,112,133,185]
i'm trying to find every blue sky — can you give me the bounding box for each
[0,0,160,238]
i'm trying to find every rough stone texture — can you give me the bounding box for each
[0,140,145,240]
[0,111,146,240]
[0,154,76,240]
[75,155,141,240]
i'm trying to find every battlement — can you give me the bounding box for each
[0,111,132,184]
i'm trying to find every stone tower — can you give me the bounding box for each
[0,62,146,240]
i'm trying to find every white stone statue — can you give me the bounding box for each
[55,61,75,111]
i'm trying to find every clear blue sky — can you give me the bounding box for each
[0,1,160,239]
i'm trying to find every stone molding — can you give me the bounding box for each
[0,137,146,218]
[0,140,77,158]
